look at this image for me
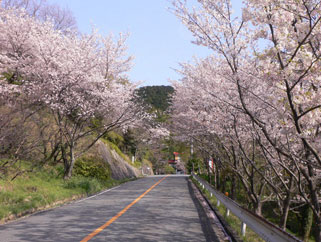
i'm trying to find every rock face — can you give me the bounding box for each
[97,140,141,180]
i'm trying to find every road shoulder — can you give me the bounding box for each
[188,178,230,242]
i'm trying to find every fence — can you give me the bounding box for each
[192,173,302,242]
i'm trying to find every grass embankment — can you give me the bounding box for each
[192,177,264,242]
[0,163,131,224]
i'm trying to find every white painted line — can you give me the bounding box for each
[146,175,189,178]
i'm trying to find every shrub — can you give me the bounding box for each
[164,165,175,174]
[74,156,110,181]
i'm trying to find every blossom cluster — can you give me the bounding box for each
[0,8,135,120]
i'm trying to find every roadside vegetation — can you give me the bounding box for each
[0,125,152,223]
[0,159,132,223]
[192,177,264,242]
[193,173,315,242]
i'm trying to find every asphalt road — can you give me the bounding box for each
[0,175,221,242]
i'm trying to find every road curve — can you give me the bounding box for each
[0,175,220,242]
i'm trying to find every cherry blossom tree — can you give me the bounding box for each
[0,8,141,179]
[1,0,77,31]
[171,0,320,238]
[170,58,275,215]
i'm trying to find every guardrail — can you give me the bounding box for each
[192,173,302,242]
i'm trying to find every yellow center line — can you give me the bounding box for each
[80,175,169,242]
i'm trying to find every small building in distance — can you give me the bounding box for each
[168,152,186,174]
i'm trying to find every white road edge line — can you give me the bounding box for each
[75,185,121,203]
[146,174,189,177]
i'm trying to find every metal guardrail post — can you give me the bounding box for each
[241,222,247,236]
[226,208,230,217]
[191,173,302,242]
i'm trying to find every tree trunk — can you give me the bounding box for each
[254,201,262,216]
[212,161,216,187]
[63,143,75,179]
[312,213,320,242]
[61,146,69,179]
[300,163,320,241]
[231,151,238,200]
[216,168,220,190]
[231,174,236,200]
[279,176,294,230]
[303,207,313,242]
[279,192,291,230]
[221,177,226,193]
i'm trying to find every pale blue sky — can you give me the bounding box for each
[48,1,242,86]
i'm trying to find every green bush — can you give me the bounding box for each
[164,165,175,174]
[74,156,110,181]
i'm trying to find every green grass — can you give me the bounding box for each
[0,164,130,222]
[192,178,264,242]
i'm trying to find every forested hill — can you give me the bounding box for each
[136,85,174,111]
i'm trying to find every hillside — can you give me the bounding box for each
[136,85,174,112]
